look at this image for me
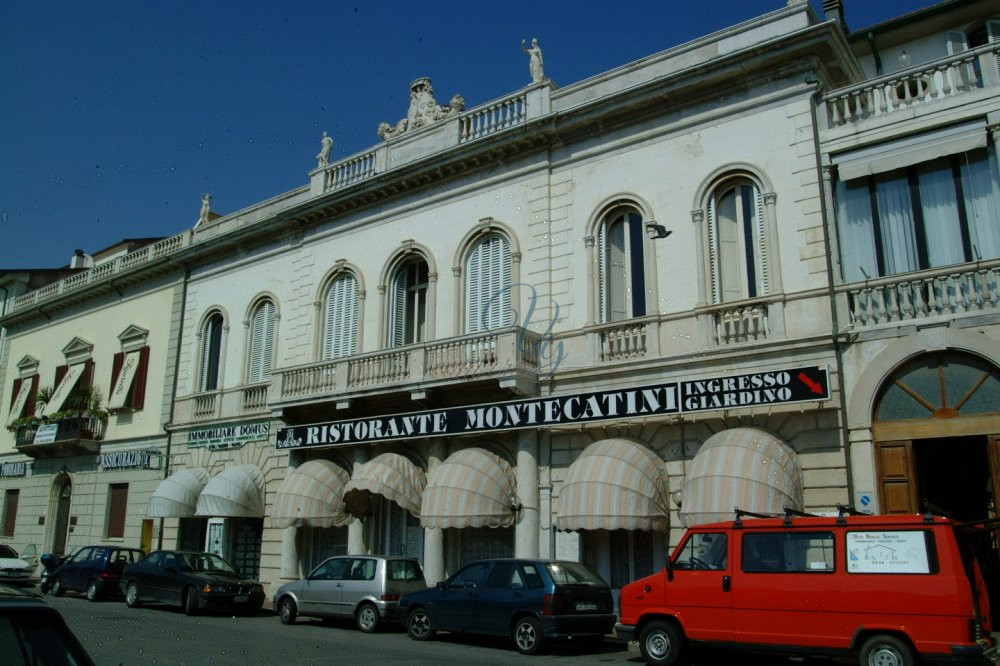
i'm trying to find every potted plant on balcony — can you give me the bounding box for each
[57,384,108,440]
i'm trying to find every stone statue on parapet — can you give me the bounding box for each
[522,38,544,83]
[378,77,465,140]
[197,193,212,227]
[316,131,333,167]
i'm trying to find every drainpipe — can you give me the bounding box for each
[866,32,883,76]
[159,267,191,549]
[806,77,857,507]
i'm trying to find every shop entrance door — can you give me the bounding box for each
[52,479,72,556]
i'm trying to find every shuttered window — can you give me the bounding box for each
[109,347,150,410]
[2,489,19,537]
[248,300,276,383]
[708,180,767,303]
[466,235,512,333]
[323,274,359,359]
[598,209,646,322]
[106,483,129,539]
[200,313,224,391]
[389,259,428,347]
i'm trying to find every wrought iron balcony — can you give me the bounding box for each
[14,415,105,458]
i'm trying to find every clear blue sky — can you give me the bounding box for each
[1,1,938,268]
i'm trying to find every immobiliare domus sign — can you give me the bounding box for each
[276,365,829,450]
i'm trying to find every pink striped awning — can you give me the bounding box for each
[556,439,670,532]
[679,427,802,527]
[420,448,517,529]
[344,453,425,517]
[271,460,351,529]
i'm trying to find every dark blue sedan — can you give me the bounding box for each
[398,558,615,655]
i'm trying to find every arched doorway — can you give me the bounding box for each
[50,475,73,556]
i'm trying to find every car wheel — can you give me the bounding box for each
[86,579,100,602]
[50,577,64,597]
[278,597,297,625]
[407,607,435,641]
[183,587,198,616]
[125,582,141,608]
[513,616,544,655]
[356,602,380,633]
[639,620,684,666]
[859,635,914,666]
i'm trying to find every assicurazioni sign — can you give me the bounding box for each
[276,365,829,450]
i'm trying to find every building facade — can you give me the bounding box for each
[1,0,998,605]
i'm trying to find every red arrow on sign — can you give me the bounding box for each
[798,372,824,395]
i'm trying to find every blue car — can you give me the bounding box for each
[398,558,615,655]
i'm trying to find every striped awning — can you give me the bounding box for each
[556,439,670,532]
[271,460,351,529]
[148,467,211,518]
[679,427,802,528]
[420,448,517,529]
[196,464,266,518]
[343,453,425,518]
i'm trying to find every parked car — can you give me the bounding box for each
[48,545,144,601]
[120,550,265,615]
[274,555,426,632]
[0,583,95,665]
[617,510,996,666]
[0,545,33,585]
[399,558,615,655]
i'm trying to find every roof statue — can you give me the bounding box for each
[378,77,465,141]
[316,131,333,168]
[196,193,212,227]
[522,38,544,83]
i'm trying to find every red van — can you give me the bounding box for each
[617,510,995,665]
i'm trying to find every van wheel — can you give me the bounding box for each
[183,587,198,616]
[356,602,380,633]
[639,621,683,666]
[859,635,914,666]
[86,579,100,602]
[277,597,297,625]
[513,617,544,655]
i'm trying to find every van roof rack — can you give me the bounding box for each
[733,507,779,528]
[836,504,865,525]
[783,506,819,526]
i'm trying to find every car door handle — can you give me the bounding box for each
[722,575,731,592]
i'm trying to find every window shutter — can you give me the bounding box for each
[9,378,21,412]
[201,314,223,391]
[988,20,1000,79]
[390,268,407,347]
[131,346,150,410]
[466,243,482,333]
[753,185,768,295]
[248,301,275,383]
[109,352,125,398]
[606,217,628,322]
[598,223,608,321]
[54,364,69,388]
[946,30,974,87]
[324,275,357,359]
[27,375,38,416]
[707,196,721,303]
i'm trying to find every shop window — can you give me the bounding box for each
[247,299,276,383]
[2,489,19,537]
[105,483,128,539]
[322,273,359,359]
[599,207,646,322]
[389,257,429,347]
[466,234,512,333]
[200,312,224,391]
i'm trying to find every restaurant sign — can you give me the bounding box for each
[188,421,270,451]
[277,365,829,450]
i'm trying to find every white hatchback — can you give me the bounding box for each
[0,545,33,584]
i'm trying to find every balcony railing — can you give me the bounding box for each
[840,260,1000,328]
[174,382,272,424]
[823,43,1000,129]
[712,303,769,345]
[14,416,105,458]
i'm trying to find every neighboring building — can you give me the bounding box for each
[2,0,998,606]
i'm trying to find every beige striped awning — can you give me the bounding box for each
[343,453,425,518]
[679,427,802,528]
[148,467,211,518]
[271,460,351,529]
[196,464,266,518]
[556,438,670,532]
[420,448,517,529]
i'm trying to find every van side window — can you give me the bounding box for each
[743,532,835,573]
[674,533,728,570]
[846,530,938,574]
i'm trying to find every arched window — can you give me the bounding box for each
[389,257,429,347]
[200,312,224,391]
[708,178,767,303]
[247,299,276,383]
[466,234,512,333]
[323,273,358,359]
[598,207,646,322]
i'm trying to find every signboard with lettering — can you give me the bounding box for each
[0,461,28,478]
[33,424,59,444]
[846,531,930,574]
[188,421,270,450]
[277,365,829,450]
[99,450,158,471]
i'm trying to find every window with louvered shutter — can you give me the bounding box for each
[598,209,646,322]
[389,259,428,347]
[710,181,766,303]
[323,274,358,359]
[248,300,276,383]
[466,235,512,333]
[201,313,224,391]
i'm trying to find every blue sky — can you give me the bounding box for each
[1,1,939,268]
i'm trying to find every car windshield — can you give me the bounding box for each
[0,545,18,559]
[546,562,607,587]
[181,553,237,573]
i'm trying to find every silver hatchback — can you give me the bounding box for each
[274,555,426,632]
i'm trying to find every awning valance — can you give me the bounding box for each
[148,467,211,518]
[420,448,517,529]
[833,120,986,181]
[343,453,425,518]
[679,427,802,528]
[196,464,266,518]
[271,460,351,529]
[556,438,670,532]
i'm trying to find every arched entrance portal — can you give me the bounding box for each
[50,475,73,556]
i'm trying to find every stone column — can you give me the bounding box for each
[583,236,596,326]
[762,191,785,337]
[280,526,299,579]
[422,439,447,585]
[515,430,540,558]
[348,445,369,555]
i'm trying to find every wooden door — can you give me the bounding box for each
[876,440,919,514]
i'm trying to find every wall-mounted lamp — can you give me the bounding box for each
[645,222,672,240]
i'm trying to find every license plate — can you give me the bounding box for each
[575,601,598,611]
[234,595,248,602]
